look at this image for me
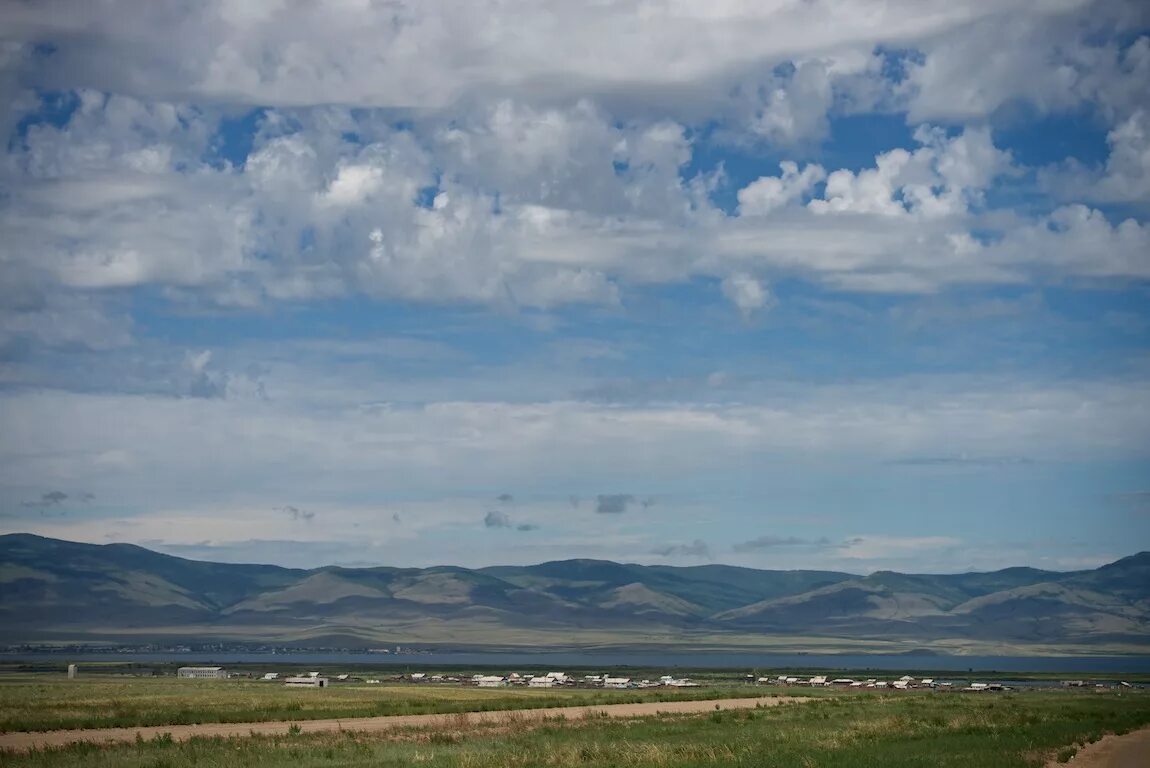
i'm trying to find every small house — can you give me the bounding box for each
[477,676,507,688]
[285,676,328,688]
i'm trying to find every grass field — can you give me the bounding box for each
[2,690,1148,767]
[0,675,769,732]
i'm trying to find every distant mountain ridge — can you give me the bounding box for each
[2,534,1148,654]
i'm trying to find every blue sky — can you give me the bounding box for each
[0,0,1148,573]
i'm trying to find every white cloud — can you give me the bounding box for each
[721,273,772,318]
[838,535,961,560]
[0,291,133,352]
[1096,110,1150,202]
[737,161,826,216]
[739,59,836,146]
[898,12,1148,125]
[3,87,1142,340]
[807,126,1012,218]
[0,0,1083,112]
[1,376,1146,514]
[0,4,1144,353]
[185,349,212,374]
[988,204,1150,280]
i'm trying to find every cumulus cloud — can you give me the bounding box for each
[1045,110,1150,204]
[733,535,832,553]
[737,59,837,146]
[651,539,710,558]
[732,533,962,561]
[808,126,1012,218]
[278,505,315,522]
[22,490,69,509]
[0,72,1143,350]
[0,0,1092,114]
[0,290,133,353]
[0,0,1146,577]
[595,494,636,514]
[837,535,961,560]
[721,274,773,319]
[177,349,266,401]
[893,6,1149,123]
[484,510,512,528]
[988,205,1150,280]
[484,508,538,532]
[737,162,826,216]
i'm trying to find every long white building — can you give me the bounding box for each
[177,666,227,679]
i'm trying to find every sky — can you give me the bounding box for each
[0,0,1148,575]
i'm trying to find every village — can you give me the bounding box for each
[174,666,1051,693]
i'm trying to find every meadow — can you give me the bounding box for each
[2,689,1147,767]
[0,674,768,732]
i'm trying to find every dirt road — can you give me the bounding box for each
[0,695,805,753]
[1050,726,1150,768]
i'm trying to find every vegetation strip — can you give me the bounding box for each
[0,696,804,752]
[5,692,1149,767]
[0,678,777,732]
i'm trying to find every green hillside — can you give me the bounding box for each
[1,534,1147,654]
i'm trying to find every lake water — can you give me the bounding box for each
[5,651,1149,674]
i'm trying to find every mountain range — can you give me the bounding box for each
[2,534,1148,655]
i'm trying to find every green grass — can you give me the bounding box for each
[5,690,1150,767]
[0,675,768,732]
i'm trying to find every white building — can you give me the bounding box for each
[664,678,699,687]
[603,677,631,689]
[285,676,328,687]
[177,666,227,679]
[476,676,507,688]
[528,677,554,688]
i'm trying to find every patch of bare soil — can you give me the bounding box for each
[1047,726,1150,768]
[0,696,806,753]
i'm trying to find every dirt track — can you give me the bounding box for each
[0,695,805,753]
[1048,726,1150,768]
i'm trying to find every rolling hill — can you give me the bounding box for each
[1,534,1147,654]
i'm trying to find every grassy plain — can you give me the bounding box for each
[3,690,1148,767]
[0,675,766,732]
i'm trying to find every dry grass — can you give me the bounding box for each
[0,675,761,732]
[5,690,1150,767]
